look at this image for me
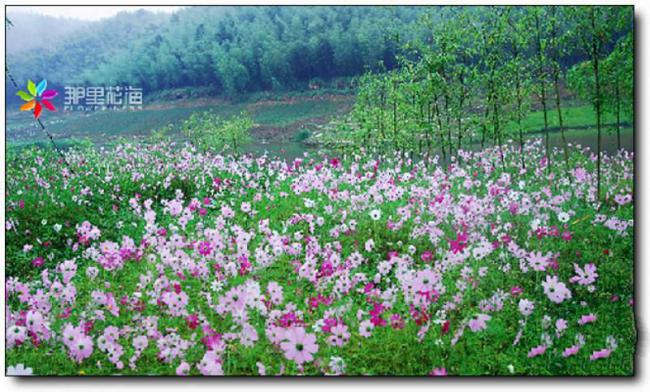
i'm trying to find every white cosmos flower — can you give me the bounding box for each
[7,364,33,376]
[365,239,375,252]
[558,212,570,223]
[530,218,540,231]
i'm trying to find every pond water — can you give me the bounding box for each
[242,127,634,161]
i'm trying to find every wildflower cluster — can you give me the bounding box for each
[5,139,634,375]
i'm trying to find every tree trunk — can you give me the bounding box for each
[493,100,504,167]
[535,12,551,173]
[393,83,398,154]
[434,96,447,164]
[481,105,489,149]
[426,100,433,163]
[550,7,570,174]
[554,71,569,172]
[591,8,602,202]
[615,78,622,150]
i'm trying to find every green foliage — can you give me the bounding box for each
[182,110,252,154]
[346,5,633,164]
[7,7,427,99]
[4,141,635,375]
[149,123,174,144]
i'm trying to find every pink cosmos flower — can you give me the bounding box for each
[429,367,447,376]
[390,313,405,330]
[133,335,148,351]
[527,344,547,358]
[590,348,612,361]
[176,361,190,376]
[614,194,632,206]
[570,263,598,286]
[280,327,318,365]
[69,335,94,363]
[449,232,468,254]
[578,314,597,325]
[562,344,581,358]
[555,319,568,333]
[518,299,534,317]
[197,350,223,375]
[542,275,572,304]
[527,251,548,271]
[468,314,491,332]
[6,325,27,348]
[327,323,350,347]
[359,319,374,338]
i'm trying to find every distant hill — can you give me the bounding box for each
[5,6,430,98]
[6,11,90,56]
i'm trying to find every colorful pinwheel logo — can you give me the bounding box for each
[17,79,58,119]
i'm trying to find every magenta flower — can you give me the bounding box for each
[421,250,434,263]
[186,313,200,330]
[31,257,44,267]
[429,367,447,376]
[198,241,212,256]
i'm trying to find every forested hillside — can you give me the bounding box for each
[7,6,428,97]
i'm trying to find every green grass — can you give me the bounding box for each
[250,99,350,126]
[6,96,354,148]
[507,104,633,135]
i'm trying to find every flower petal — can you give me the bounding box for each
[16,90,34,101]
[27,80,36,96]
[33,101,42,119]
[41,90,58,100]
[34,102,43,119]
[20,100,36,111]
[36,79,47,96]
[42,99,56,111]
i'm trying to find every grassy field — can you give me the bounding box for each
[6,95,354,148]
[506,105,633,135]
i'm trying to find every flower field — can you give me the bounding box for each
[4,139,635,376]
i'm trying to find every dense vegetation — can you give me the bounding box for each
[347,6,633,201]
[4,5,635,377]
[5,140,635,375]
[7,6,426,98]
